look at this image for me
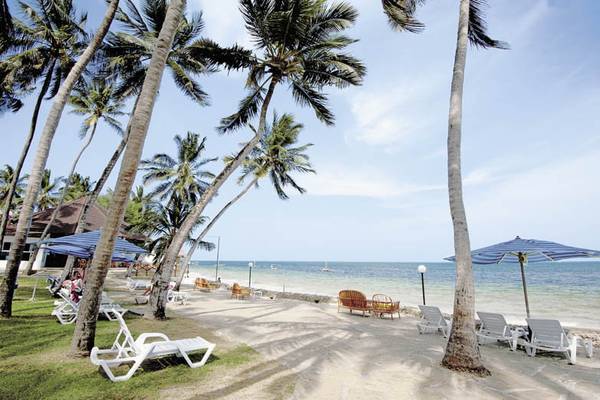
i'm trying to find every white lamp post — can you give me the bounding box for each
[417,264,427,305]
[248,261,254,288]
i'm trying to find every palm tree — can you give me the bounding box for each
[147,195,213,265]
[174,113,314,291]
[0,165,26,212]
[151,0,365,319]
[70,0,185,355]
[36,169,61,211]
[381,0,507,374]
[69,0,252,250]
[140,132,216,203]
[28,79,124,274]
[0,0,120,318]
[0,0,89,248]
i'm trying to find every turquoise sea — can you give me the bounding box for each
[188,260,600,329]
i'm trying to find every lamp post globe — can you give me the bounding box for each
[417,264,427,274]
[417,265,427,305]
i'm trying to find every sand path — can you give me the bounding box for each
[170,288,600,400]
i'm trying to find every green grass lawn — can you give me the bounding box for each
[0,277,258,400]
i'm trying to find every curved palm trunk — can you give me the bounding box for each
[0,61,55,248]
[23,123,98,275]
[0,0,119,318]
[174,177,258,291]
[70,0,185,355]
[60,98,139,282]
[150,78,279,319]
[440,0,489,375]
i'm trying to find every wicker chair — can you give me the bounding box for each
[231,283,250,299]
[337,290,372,316]
[371,294,400,320]
[194,278,210,291]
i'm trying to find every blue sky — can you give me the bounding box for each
[2,0,600,262]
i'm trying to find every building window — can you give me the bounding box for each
[0,242,32,261]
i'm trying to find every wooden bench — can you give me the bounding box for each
[371,294,400,320]
[338,290,372,316]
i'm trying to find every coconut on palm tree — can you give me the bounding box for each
[381,0,507,374]
[0,0,89,248]
[175,112,314,291]
[70,0,185,355]
[152,0,365,319]
[140,132,216,203]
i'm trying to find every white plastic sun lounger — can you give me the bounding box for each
[126,277,151,291]
[167,289,189,304]
[90,312,215,382]
[477,312,522,351]
[524,318,593,364]
[417,305,451,337]
[52,291,127,324]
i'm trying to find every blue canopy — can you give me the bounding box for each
[445,236,600,264]
[36,230,147,258]
[445,236,600,317]
[43,244,135,262]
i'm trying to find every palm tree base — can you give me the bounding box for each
[440,357,491,376]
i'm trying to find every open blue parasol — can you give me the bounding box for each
[445,236,600,317]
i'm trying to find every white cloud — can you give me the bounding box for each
[192,0,251,47]
[346,75,445,150]
[298,164,444,199]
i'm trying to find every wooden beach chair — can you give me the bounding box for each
[231,283,250,299]
[337,290,372,316]
[194,278,214,291]
[371,294,400,320]
[476,311,521,350]
[417,305,451,337]
[523,319,593,364]
[90,313,215,382]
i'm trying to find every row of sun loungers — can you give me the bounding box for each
[417,305,594,364]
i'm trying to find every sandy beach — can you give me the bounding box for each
[107,274,600,400]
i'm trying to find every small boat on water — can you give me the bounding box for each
[321,262,334,273]
[270,264,278,270]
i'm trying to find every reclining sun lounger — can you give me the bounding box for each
[90,312,215,382]
[523,318,593,364]
[167,289,189,304]
[476,311,522,351]
[417,305,451,337]
[51,291,127,324]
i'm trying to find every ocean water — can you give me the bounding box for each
[188,260,600,329]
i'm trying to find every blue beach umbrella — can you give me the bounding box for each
[445,236,600,317]
[36,229,147,261]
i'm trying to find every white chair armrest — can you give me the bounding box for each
[136,333,170,345]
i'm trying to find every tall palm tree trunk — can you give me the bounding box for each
[174,177,258,290]
[440,0,489,375]
[150,78,279,319]
[23,122,99,275]
[70,0,185,355]
[0,61,55,248]
[61,99,139,282]
[0,0,119,318]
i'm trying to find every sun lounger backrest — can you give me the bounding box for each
[527,319,566,347]
[478,312,508,335]
[419,305,447,326]
[113,312,139,354]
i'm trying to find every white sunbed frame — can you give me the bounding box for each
[90,312,215,382]
[477,311,521,351]
[167,289,189,304]
[417,305,451,337]
[51,291,127,325]
[523,318,593,364]
[126,277,151,291]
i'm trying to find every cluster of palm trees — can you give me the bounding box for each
[0,0,507,375]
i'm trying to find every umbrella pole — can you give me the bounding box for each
[519,258,531,318]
